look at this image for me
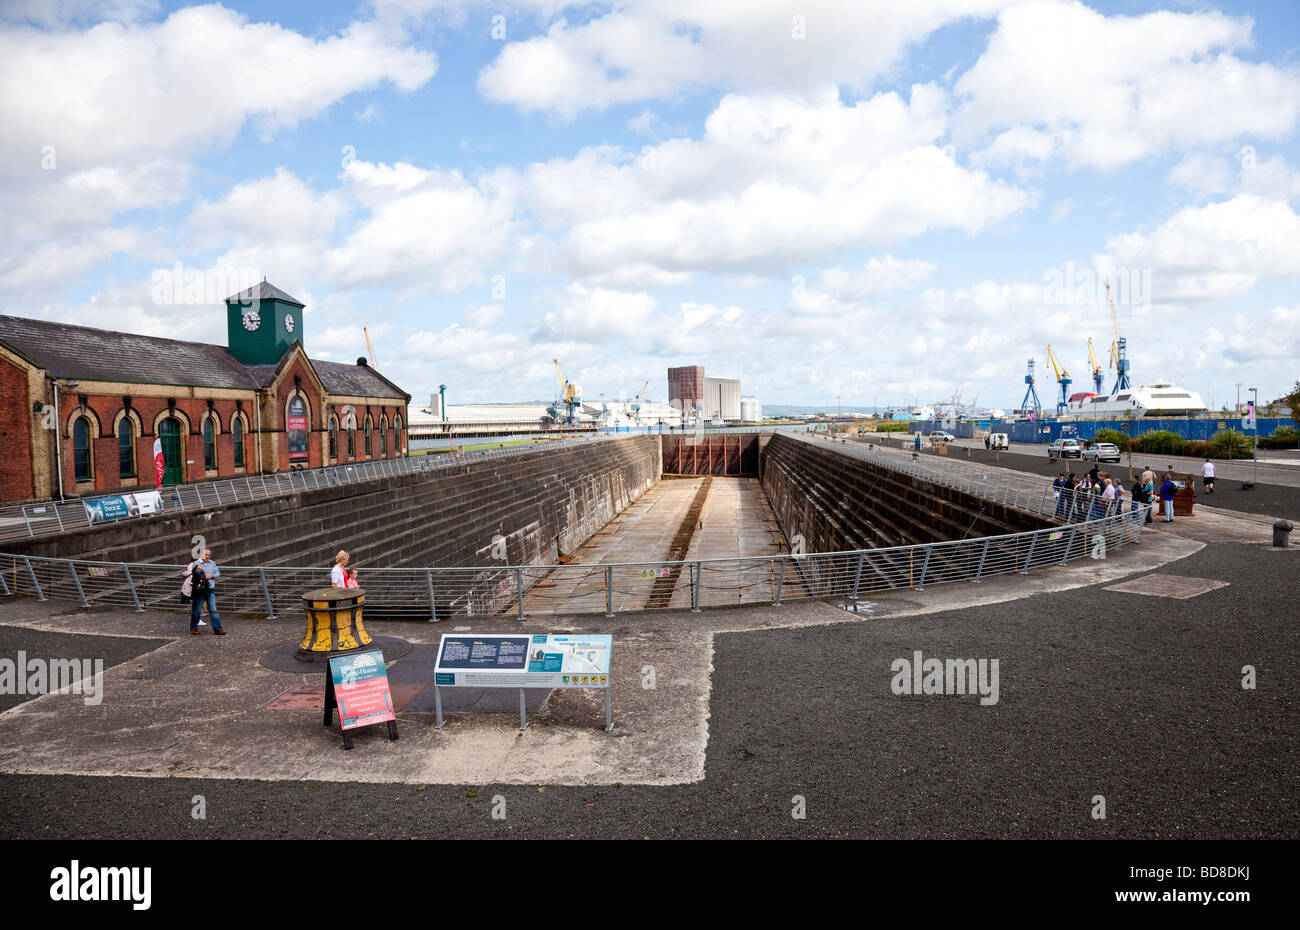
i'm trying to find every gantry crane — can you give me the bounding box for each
[550,358,582,425]
[1045,344,1071,416]
[631,380,649,423]
[1087,338,1104,394]
[1105,280,1131,393]
[1020,358,1043,419]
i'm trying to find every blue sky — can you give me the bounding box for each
[2,0,1299,412]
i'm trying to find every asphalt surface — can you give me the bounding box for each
[865,437,1300,522]
[0,625,168,713]
[2,541,1294,839]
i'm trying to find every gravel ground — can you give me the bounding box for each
[0,626,168,713]
[2,541,1294,840]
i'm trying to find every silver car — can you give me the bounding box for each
[1083,442,1121,463]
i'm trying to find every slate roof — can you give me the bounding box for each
[313,358,408,400]
[0,314,258,389]
[224,281,304,307]
[0,313,409,400]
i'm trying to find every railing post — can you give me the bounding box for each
[195,483,204,508]
[22,557,44,600]
[691,561,701,612]
[20,505,32,536]
[973,538,990,583]
[515,568,525,620]
[260,568,276,618]
[69,560,88,608]
[122,564,144,611]
[1061,526,1078,564]
[426,569,437,622]
[605,565,614,618]
[212,482,223,505]
[851,552,865,598]
[916,545,933,589]
[245,476,253,497]
[774,559,785,605]
[1020,533,1039,574]
[53,505,64,533]
[0,561,9,595]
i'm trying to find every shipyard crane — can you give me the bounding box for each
[631,380,649,423]
[550,357,582,425]
[1105,280,1131,393]
[1020,358,1043,420]
[363,326,378,367]
[1045,344,1071,416]
[1087,338,1104,394]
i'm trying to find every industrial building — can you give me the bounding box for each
[668,365,748,422]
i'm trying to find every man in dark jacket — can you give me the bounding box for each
[189,548,225,635]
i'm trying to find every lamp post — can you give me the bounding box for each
[1251,387,1258,486]
[50,379,79,502]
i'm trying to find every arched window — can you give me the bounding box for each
[328,416,338,460]
[73,417,93,481]
[347,425,355,458]
[117,418,136,477]
[203,415,217,470]
[380,415,388,455]
[232,416,245,469]
[364,414,373,456]
[394,414,404,454]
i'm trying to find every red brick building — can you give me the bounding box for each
[0,282,410,504]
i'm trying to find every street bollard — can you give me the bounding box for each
[1274,520,1293,548]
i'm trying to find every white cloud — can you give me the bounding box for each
[818,255,938,297]
[534,283,658,342]
[477,0,1008,119]
[1103,195,1300,286]
[526,86,1032,282]
[0,5,437,177]
[956,0,1300,170]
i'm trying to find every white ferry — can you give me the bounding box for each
[1064,381,1206,418]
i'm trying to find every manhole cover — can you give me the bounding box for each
[1104,574,1230,599]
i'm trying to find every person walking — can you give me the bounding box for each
[189,548,224,635]
[1159,475,1178,522]
[1201,458,1216,494]
[331,550,350,588]
[1101,477,1117,517]
[1053,473,1067,518]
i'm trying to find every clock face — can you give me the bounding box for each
[284,313,295,334]
[242,309,261,331]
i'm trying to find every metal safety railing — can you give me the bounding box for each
[0,502,1148,621]
[0,433,628,544]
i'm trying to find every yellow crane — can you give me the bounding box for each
[1087,337,1104,394]
[551,357,581,424]
[363,326,377,367]
[1045,344,1071,416]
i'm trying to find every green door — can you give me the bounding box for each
[159,417,184,485]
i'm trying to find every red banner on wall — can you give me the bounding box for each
[153,438,164,487]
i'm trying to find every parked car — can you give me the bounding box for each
[1047,438,1083,459]
[987,432,1009,450]
[928,430,957,444]
[1083,442,1121,463]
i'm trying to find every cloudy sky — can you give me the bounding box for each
[2,0,1298,412]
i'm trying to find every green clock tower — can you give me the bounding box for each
[225,279,305,365]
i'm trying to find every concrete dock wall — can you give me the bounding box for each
[5,437,663,573]
[761,434,1049,552]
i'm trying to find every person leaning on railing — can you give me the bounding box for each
[331,550,350,588]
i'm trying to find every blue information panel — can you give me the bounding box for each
[435,634,611,688]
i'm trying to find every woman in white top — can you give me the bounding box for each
[331,550,350,588]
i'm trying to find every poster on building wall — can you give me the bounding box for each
[287,395,308,461]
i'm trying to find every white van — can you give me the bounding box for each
[987,433,1009,450]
